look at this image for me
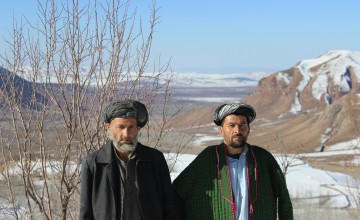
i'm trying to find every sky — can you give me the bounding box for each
[151,0,360,73]
[1,0,360,74]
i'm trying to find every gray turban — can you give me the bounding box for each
[103,99,148,127]
[213,103,256,126]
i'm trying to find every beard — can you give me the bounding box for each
[107,130,138,153]
[228,134,247,149]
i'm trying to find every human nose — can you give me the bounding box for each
[122,128,131,137]
[233,125,241,133]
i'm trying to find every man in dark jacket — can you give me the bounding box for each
[79,99,178,220]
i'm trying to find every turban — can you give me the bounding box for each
[103,99,148,127]
[213,103,256,126]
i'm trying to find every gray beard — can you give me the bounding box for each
[107,130,138,153]
[114,143,136,153]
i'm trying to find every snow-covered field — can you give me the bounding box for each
[0,140,358,219]
[165,138,360,212]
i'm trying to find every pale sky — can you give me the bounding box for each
[1,0,359,73]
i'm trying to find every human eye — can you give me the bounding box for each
[240,124,248,129]
[117,125,125,130]
[129,125,136,130]
[227,123,235,128]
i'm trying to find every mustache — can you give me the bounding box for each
[122,137,133,142]
[232,134,244,138]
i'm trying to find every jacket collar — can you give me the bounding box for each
[134,143,151,161]
[96,141,114,163]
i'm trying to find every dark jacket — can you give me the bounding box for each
[79,141,178,220]
[173,144,293,220]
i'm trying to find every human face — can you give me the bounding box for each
[220,114,249,151]
[105,117,141,153]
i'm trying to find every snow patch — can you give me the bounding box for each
[294,50,360,107]
[192,134,223,144]
[327,138,360,151]
[276,72,292,85]
[290,91,302,113]
[312,74,328,100]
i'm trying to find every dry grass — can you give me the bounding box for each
[302,155,360,180]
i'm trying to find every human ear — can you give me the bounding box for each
[219,126,224,135]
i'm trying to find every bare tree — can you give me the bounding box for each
[266,134,304,177]
[345,105,360,219]
[345,158,360,219]
[0,0,188,219]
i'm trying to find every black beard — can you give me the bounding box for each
[229,135,247,148]
[229,141,246,149]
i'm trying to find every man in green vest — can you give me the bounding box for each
[173,102,293,220]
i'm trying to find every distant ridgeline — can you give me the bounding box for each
[0,66,48,111]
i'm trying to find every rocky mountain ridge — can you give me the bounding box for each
[172,50,360,153]
[245,50,360,118]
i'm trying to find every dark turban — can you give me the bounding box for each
[103,99,148,127]
[213,103,256,126]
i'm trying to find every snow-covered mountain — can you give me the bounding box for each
[296,50,359,102]
[245,50,360,117]
[172,72,269,88]
[238,50,360,151]
[13,64,269,88]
